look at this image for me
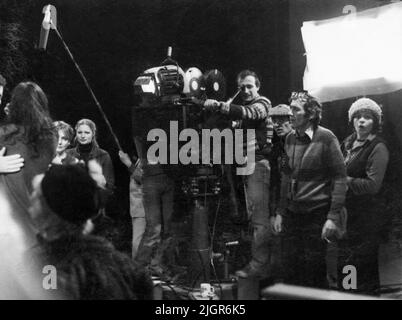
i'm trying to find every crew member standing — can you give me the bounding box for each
[205,69,273,278]
[273,91,347,289]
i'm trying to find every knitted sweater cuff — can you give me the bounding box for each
[228,104,244,119]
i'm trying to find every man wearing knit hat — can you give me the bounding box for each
[28,164,153,300]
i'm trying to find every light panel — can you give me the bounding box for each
[302,2,402,102]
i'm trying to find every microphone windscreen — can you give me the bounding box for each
[38,5,52,50]
[38,26,49,50]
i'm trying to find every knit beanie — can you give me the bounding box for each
[348,98,382,122]
[269,104,292,117]
[41,164,100,225]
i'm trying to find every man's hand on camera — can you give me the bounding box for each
[219,101,231,114]
[203,99,220,111]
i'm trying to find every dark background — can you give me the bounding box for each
[0,0,401,248]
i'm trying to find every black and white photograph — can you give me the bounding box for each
[0,0,401,304]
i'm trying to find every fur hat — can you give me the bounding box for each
[269,104,292,117]
[41,164,100,225]
[348,98,382,122]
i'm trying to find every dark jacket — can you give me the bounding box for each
[67,144,115,193]
[341,133,389,236]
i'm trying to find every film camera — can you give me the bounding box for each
[132,48,237,284]
[132,47,228,195]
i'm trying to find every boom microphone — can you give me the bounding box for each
[38,5,51,50]
[38,5,122,151]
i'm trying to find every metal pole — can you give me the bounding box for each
[52,25,122,151]
[190,198,210,285]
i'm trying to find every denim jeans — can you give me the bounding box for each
[135,173,174,267]
[243,158,272,273]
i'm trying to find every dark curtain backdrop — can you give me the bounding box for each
[22,0,289,151]
[0,0,290,229]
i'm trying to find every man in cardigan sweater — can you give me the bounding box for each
[273,91,347,289]
[205,70,274,278]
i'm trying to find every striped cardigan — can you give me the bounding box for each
[278,125,347,222]
[227,95,274,160]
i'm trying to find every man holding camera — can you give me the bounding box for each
[205,69,273,279]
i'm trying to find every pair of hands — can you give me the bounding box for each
[203,99,231,114]
[270,214,338,241]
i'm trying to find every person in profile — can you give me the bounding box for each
[28,164,153,300]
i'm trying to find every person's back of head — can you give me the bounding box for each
[8,82,50,126]
[30,164,153,300]
[41,164,100,225]
[4,81,54,154]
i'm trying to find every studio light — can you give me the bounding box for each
[302,2,402,102]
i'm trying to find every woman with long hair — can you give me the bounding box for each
[0,81,57,246]
[66,118,114,195]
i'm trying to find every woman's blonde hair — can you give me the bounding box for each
[74,118,98,146]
